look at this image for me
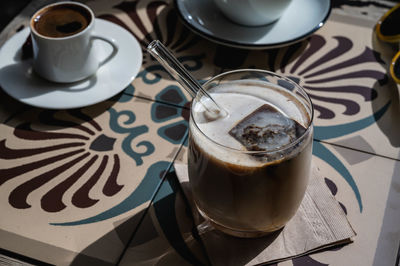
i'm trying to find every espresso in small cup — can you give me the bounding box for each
[32,3,91,38]
[30,1,118,83]
[188,70,313,238]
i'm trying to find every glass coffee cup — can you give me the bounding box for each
[188,69,313,238]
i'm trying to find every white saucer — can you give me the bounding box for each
[0,19,142,109]
[175,0,331,49]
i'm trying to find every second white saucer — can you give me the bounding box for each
[176,0,331,49]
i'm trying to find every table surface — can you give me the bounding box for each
[0,0,399,265]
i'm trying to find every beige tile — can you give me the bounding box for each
[306,144,400,266]
[0,95,188,264]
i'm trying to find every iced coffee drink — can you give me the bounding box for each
[188,70,313,238]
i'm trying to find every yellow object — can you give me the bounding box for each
[376,3,400,43]
[390,50,400,84]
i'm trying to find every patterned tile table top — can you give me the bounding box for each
[0,93,188,264]
[0,0,399,265]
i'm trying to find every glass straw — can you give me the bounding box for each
[147,40,227,119]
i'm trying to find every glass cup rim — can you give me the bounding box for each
[190,69,314,155]
[30,1,94,40]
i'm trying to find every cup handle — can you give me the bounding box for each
[90,35,119,67]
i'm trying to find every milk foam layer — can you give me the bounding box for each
[190,80,311,167]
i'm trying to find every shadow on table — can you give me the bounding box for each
[371,78,400,148]
[112,169,279,266]
[370,32,400,149]
[370,31,400,265]
[114,169,211,265]
[70,207,148,266]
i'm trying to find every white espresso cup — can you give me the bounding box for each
[213,0,293,27]
[30,1,118,83]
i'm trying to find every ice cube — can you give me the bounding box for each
[229,104,305,152]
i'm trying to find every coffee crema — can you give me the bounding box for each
[32,4,91,38]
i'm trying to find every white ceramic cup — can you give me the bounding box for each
[30,1,118,83]
[213,0,293,27]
